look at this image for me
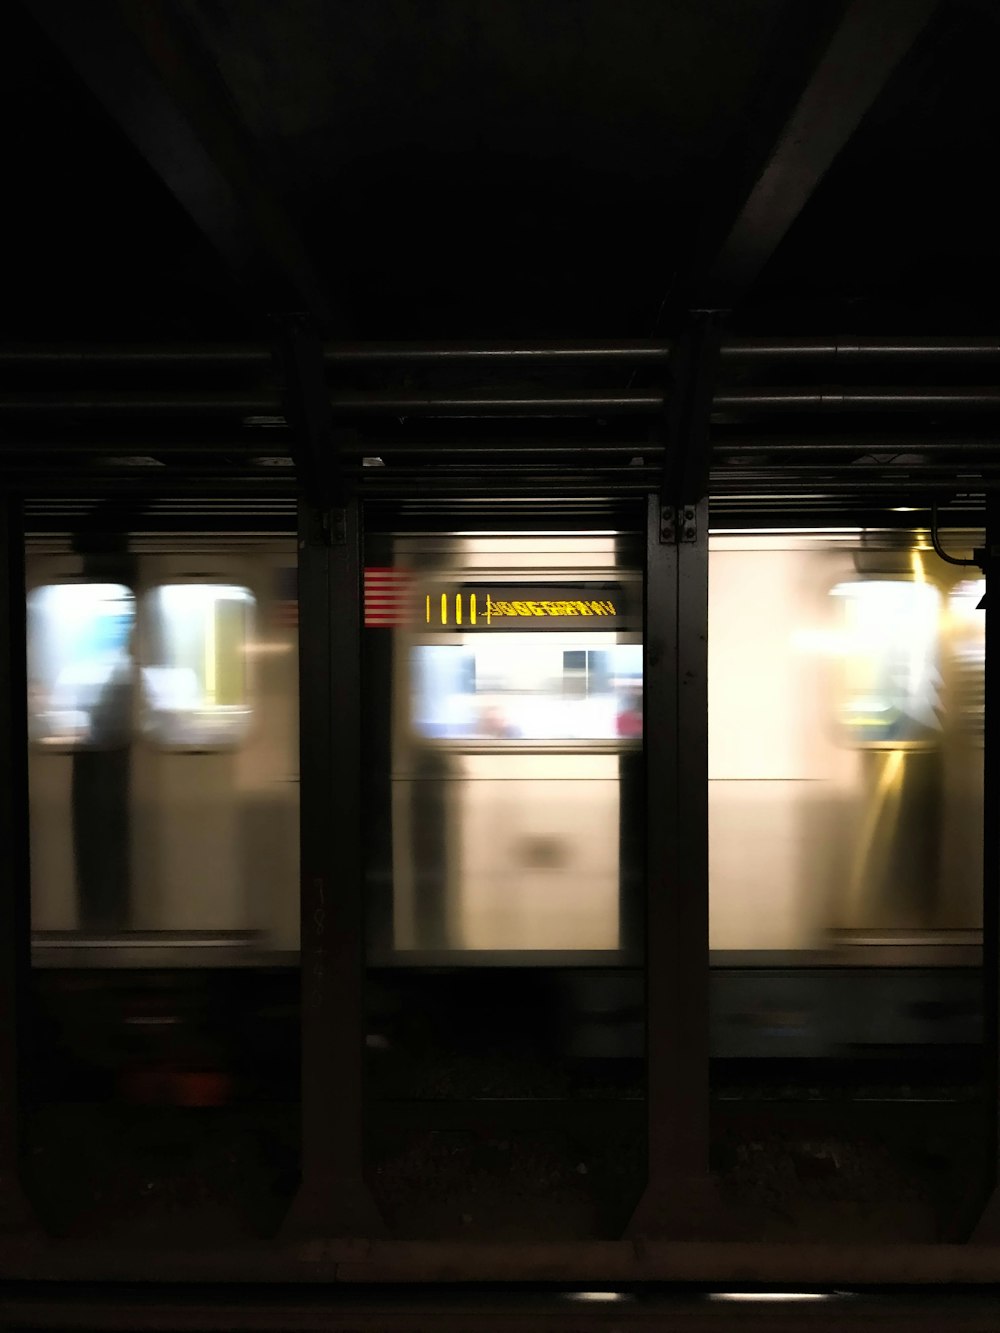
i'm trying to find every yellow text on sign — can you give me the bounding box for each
[426,594,616,626]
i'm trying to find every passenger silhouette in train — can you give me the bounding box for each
[71,625,135,934]
[68,517,141,936]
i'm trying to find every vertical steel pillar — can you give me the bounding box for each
[969,497,1000,1240]
[284,493,383,1236]
[0,491,36,1230]
[627,314,719,1237]
[626,494,712,1237]
[276,317,383,1235]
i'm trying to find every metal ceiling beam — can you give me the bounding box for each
[22,0,335,329]
[699,0,940,305]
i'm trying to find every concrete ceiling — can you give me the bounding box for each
[7,0,997,342]
[4,0,1000,515]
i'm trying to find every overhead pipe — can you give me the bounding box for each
[0,392,283,415]
[7,470,655,500]
[713,387,1000,411]
[714,464,1000,477]
[0,390,658,416]
[0,438,271,456]
[4,444,996,477]
[0,345,275,371]
[330,336,1000,364]
[721,336,1000,361]
[3,386,1000,416]
[6,433,1000,458]
[2,336,1000,368]
[708,477,992,493]
[0,341,668,369]
[4,431,998,458]
[715,435,1000,452]
[322,340,670,365]
[0,437,659,459]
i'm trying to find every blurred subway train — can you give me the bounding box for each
[23,518,987,1102]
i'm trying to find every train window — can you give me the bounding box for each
[949,578,985,736]
[831,578,942,747]
[412,644,477,738]
[561,648,612,698]
[411,636,642,741]
[28,583,136,748]
[142,583,255,748]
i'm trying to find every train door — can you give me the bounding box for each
[26,537,299,949]
[364,529,643,964]
[708,530,985,956]
[131,545,280,938]
[27,547,136,934]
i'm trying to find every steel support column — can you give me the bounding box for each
[627,317,718,1237]
[626,492,711,1238]
[278,321,382,1234]
[0,492,36,1231]
[283,493,384,1236]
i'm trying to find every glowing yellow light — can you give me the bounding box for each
[710,1293,831,1303]
[440,592,448,625]
[425,595,430,624]
[456,593,462,625]
[205,600,217,705]
[470,593,477,625]
[845,748,905,922]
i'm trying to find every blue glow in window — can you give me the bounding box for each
[28,583,135,748]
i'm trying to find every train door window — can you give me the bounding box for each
[949,578,985,738]
[562,649,587,696]
[412,644,477,738]
[410,637,642,741]
[142,583,255,748]
[562,648,612,697]
[831,578,942,747]
[27,583,135,748]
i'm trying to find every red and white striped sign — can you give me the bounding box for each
[272,566,298,629]
[363,567,413,627]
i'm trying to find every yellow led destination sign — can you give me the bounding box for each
[487,597,617,619]
[421,583,631,631]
